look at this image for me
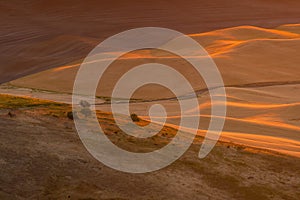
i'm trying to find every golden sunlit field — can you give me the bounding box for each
[5,24,300,158]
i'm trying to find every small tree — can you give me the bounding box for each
[130,113,140,122]
[67,111,74,120]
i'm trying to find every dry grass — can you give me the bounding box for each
[0,94,300,199]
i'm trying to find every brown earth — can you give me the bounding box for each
[1,0,300,83]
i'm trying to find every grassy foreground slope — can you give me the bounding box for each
[0,94,299,199]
